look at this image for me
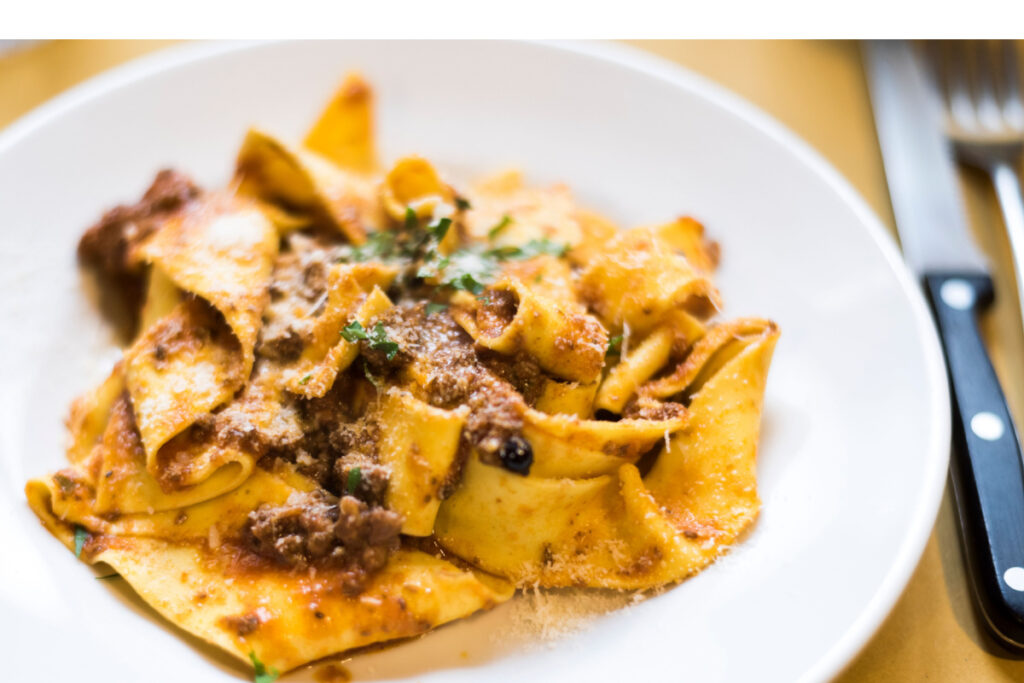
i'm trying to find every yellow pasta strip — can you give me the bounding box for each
[374,389,469,536]
[596,309,706,414]
[303,72,378,173]
[452,278,607,384]
[236,128,378,243]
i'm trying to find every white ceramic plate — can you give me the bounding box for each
[0,41,949,682]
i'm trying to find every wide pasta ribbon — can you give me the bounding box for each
[26,463,512,674]
[38,364,259,515]
[595,309,706,414]
[236,128,378,243]
[372,389,469,536]
[435,318,779,589]
[60,194,277,510]
[577,225,721,335]
[137,192,278,371]
[453,277,608,384]
[273,263,396,398]
[303,72,379,174]
[462,169,586,248]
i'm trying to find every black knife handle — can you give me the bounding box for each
[924,272,1024,647]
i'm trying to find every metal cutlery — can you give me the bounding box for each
[865,40,1024,649]
[931,41,1024,344]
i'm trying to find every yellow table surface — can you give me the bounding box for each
[4,39,1024,681]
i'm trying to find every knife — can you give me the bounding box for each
[864,40,1024,648]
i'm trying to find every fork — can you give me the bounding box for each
[931,41,1024,336]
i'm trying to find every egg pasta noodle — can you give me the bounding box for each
[26,73,779,676]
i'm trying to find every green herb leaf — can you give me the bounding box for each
[428,217,452,242]
[606,334,624,357]
[341,230,396,263]
[455,196,472,211]
[533,273,543,284]
[346,467,362,495]
[425,302,448,316]
[450,272,486,295]
[437,249,497,293]
[404,206,419,231]
[487,214,512,240]
[368,322,400,360]
[298,373,312,386]
[486,237,568,261]
[74,525,88,559]
[481,245,522,260]
[340,320,368,343]
[342,320,398,360]
[248,651,280,683]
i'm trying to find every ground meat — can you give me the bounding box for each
[222,612,261,637]
[257,233,342,362]
[623,396,687,421]
[363,302,530,457]
[475,288,517,337]
[463,385,525,457]
[77,170,201,331]
[256,326,304,362]
[243,490,402,594]
[334,455,390,505]
[262,376,383,493]
[479,349,547,405]
[78,169,200,277]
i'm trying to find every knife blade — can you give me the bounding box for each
[864,41,988,275]
[865,39,1024,649]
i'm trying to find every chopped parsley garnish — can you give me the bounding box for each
[425,302,448,315]
[346,467,362,495]
[455,196,472,211]
[533,273,543,284]
[487,214,512,240]
[338,206,568,304]
[449,272,486,295]
[298,373,312,386]
[404,206,418,231]
[486,237,568,260]
[340,230,396,263]
[73,525,88,559]
[428,216,452,242]
[340,320,369,342]
[432,248,497,293]
[416,235,570,297]
[248,651,279,683]
[606,334,624,357]
[369,322,400,360]
[341,320,399,360]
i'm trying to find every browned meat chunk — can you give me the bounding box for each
[76,169,201,332]
[363,302,530,457]
[78,169,200,278]
[243,490,402,594]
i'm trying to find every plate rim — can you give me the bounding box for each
[0,39,952,683]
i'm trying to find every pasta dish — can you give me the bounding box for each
[25,73,779,679]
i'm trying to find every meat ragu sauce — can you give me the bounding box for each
[78,170,201,336]
[78,170,594,594]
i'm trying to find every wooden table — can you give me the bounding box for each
[4,39,1024,681]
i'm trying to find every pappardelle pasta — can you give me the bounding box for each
[26,73,779,678]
